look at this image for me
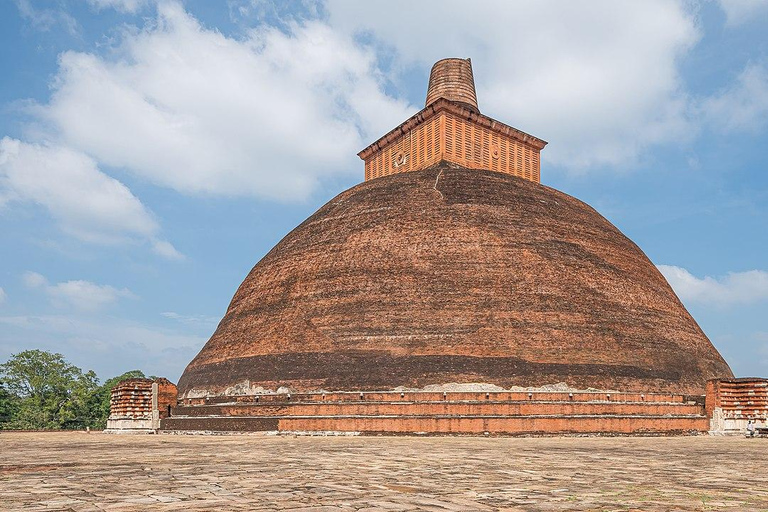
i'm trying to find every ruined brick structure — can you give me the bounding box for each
[105,378,177,433]
[707,378,768,434]
[359,59,546,182]
[162,57,735,435]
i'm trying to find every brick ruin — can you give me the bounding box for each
[108,57,751,436]
[105,378,177,433]
[707,378,768,435]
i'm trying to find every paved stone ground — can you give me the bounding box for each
[0,432,766,511]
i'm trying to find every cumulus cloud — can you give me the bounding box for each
[30,2,411,201]
[658,265,768,306]
[326,0,699,170]
[21,271,135,311]
[0,137,180,256]
[718,0,768,26]
[699,63,768,133]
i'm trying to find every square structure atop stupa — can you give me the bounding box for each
[358,58,548,183]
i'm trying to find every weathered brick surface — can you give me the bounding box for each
[178,164,732,398]
[707,377,768,433]
[172,401,705,418]
[165,390,708,435]
[156,378,178,419]
[183,391,686,405]
[706,378,768,419]
[108,379,153,420]
[276,415,709,435]
[107,378,178,431]
[425,58,479,111]
[360,58,546,182]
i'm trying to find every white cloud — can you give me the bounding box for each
[0,314,206,380]
[30,2,411,201]
[0,137,180,256]
[14,0,79,35]
[326,0,699,170]
[22,271,47,289]
[152,239,184,260]
[658,265,768,306]
[699,63,768,133]
[21,271,135,311]
[47,280,135,311]
[161,311,218,327]
[718,0,768,26]
[86,0,147,14]
[0,287,6,304]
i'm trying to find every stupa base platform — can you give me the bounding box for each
[162,391,708,436]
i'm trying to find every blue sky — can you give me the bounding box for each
[0,0,766,383]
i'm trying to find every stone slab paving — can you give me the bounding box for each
[0,432,766,511]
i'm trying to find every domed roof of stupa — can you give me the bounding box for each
[177,163,732,398]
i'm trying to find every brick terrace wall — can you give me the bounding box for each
[165,390,709,435]
[707,378,768,434]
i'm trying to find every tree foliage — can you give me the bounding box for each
[0,350,145,430]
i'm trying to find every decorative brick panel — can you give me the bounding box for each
[361,101,545,183]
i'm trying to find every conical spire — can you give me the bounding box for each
[425,58,479,112]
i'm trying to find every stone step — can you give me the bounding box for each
[161,414,709,435]
[172,401,703,418]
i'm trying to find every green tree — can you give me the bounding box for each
[0,381,19,425]
[0,350,97,429]
[0,350,149,430]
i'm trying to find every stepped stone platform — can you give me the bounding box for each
[163,390,708,435]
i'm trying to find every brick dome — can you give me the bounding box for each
[178,163,732,398]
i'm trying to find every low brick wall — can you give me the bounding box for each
[707,378,768,435]
[164,390,707,436]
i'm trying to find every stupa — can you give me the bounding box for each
[161,58,734,435]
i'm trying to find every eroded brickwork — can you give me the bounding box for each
[707,378,768,434]
[178,165,732,399]
[108,378,153,423]
[164,390,708,435]
[425,58,479,111]
[106,378,178,432]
